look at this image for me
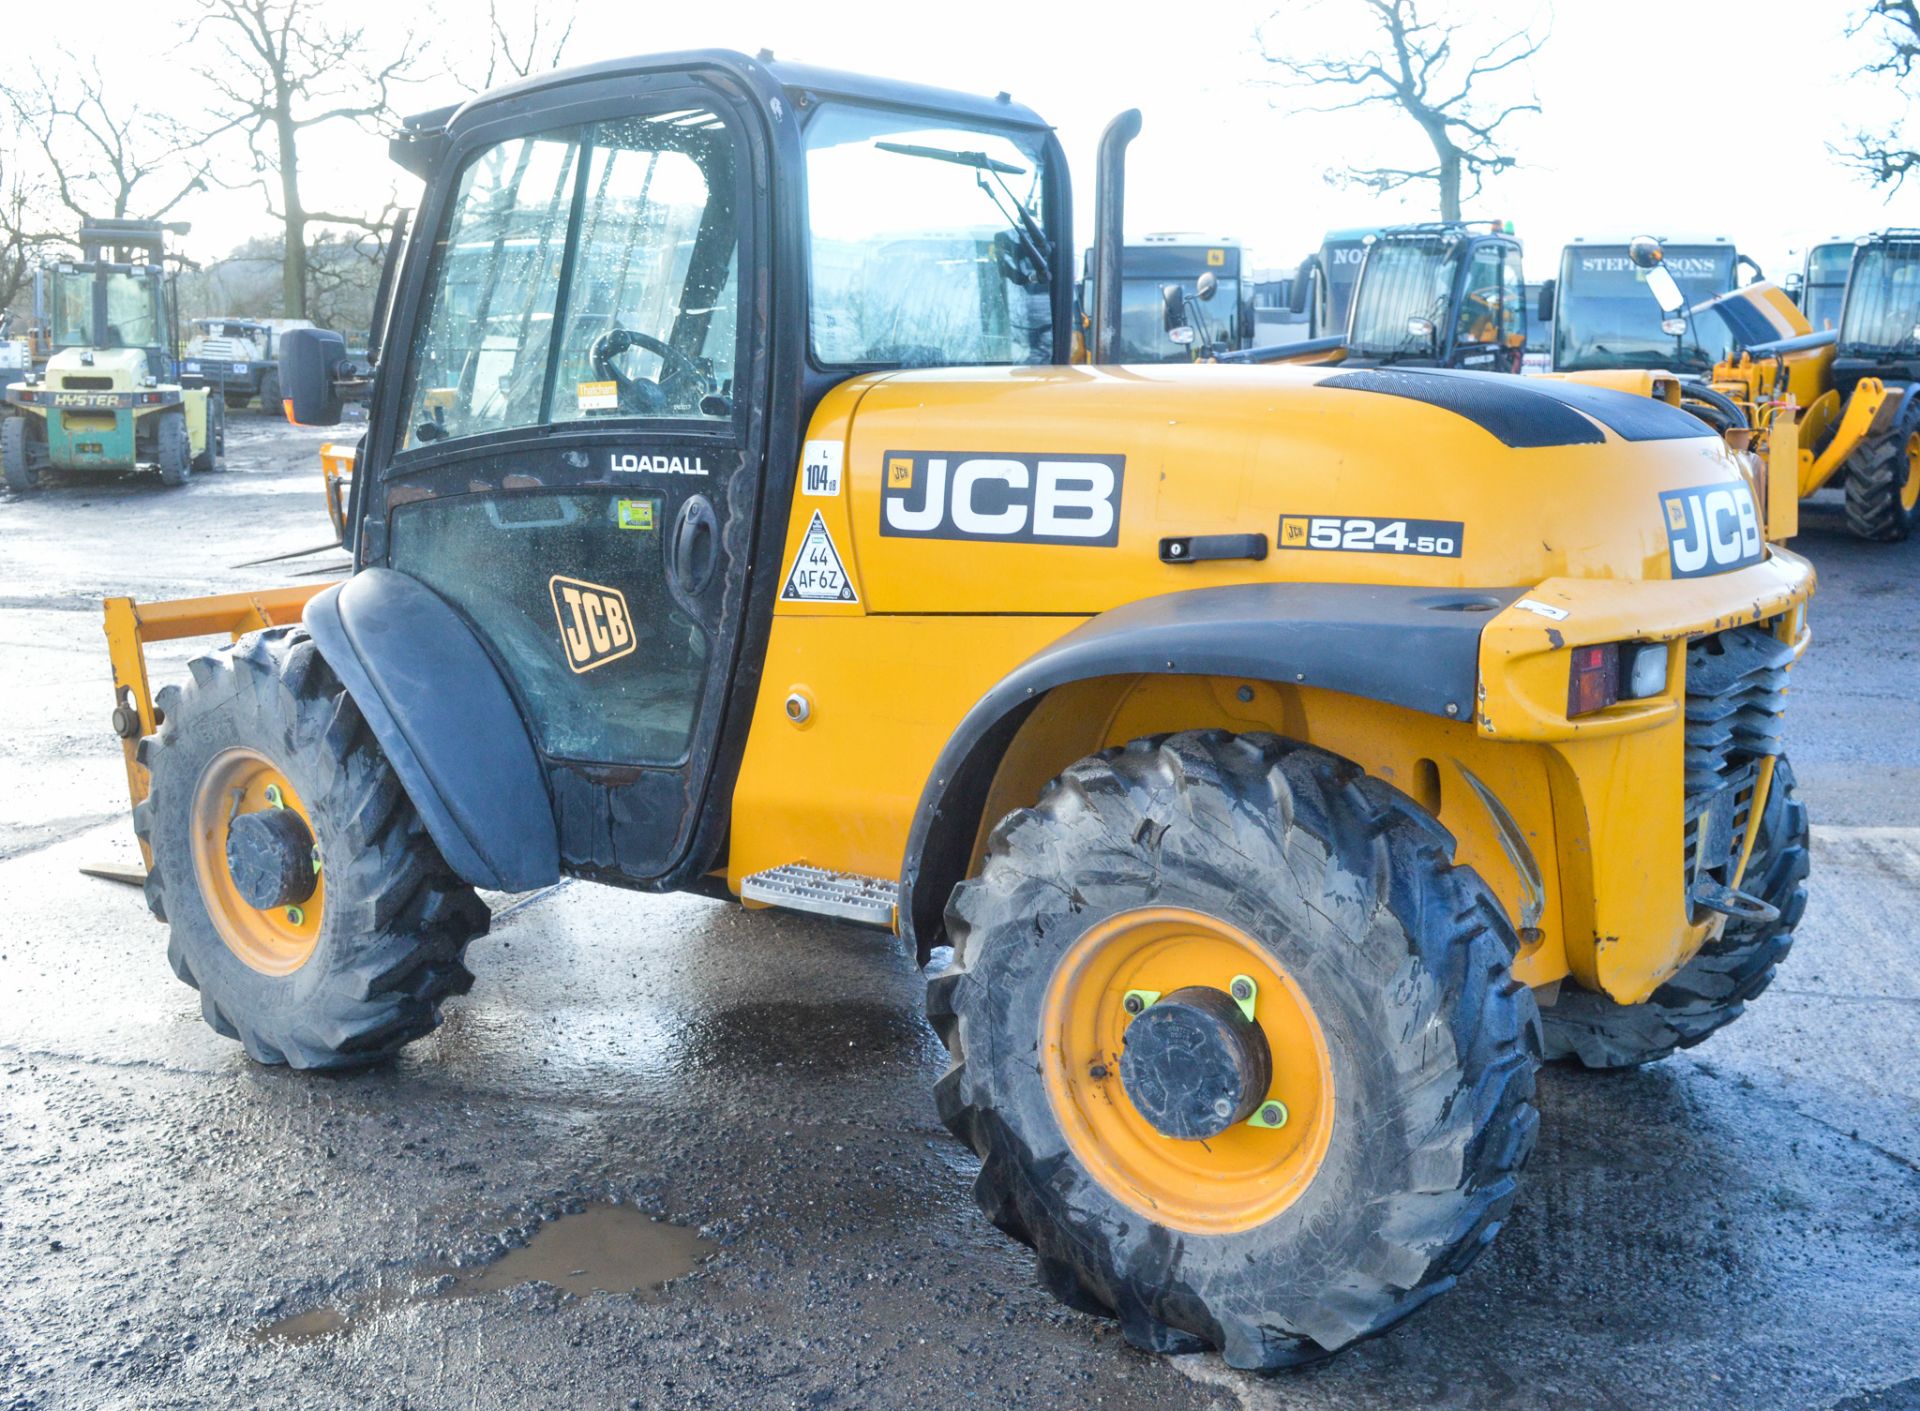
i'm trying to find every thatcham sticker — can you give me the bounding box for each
[1659,482,1762,578]
[879,452,1124,546]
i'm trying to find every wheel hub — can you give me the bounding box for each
[225,807,317,910]
[1119,985,1273,1140]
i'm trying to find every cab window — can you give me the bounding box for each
[804,102,1053,368]
[1457,245,1505,345]
[399,108,744,451]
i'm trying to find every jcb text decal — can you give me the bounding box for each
[1658,482,1762,578]
[879,451,1124,546]
[1277,515,1464,557]
[549,575,636,674]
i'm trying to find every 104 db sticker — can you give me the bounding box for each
[1278,515,1464,557]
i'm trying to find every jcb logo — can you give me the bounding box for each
[879,451,1124,546]
[1658,483,1762,579]
[549,575,636,673]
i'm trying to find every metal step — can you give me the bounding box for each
[740,863,897,927]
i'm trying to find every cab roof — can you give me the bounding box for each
[411,48,1051,141]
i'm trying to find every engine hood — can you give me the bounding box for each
[46,347,152,388]
[836,362,1765,615]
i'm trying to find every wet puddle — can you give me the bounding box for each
[254,1203,710,1344]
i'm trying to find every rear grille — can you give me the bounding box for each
[1681,624,1792,916]
[58,375,114,390]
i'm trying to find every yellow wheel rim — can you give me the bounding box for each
[1901,431,1920,514]
[1040,907,1335,1235]
[189,748,324,976]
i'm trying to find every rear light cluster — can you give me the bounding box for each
[1567,641,1669,717]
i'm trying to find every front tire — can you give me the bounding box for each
[1541,757,1808,1069]
[135,626,488,1069]
[928,732,1539,1369]
[156,411,191,486]
[1842,395,1920,542]
[192,397,223,473]
[258,370,282,417]
[3,416,35,493]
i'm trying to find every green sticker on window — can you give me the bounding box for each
[617,498,657,531]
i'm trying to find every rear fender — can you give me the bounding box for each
[895,582,1520,957]
[304,568,559,893]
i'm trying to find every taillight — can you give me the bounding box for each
[1567,643,1620,717]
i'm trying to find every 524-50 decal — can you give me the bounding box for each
[1277,515,1464,558]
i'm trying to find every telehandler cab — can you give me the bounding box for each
[102,52,1815,1369]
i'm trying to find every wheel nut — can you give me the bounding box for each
[1261,1102,1285,1127]
[1088,1063,1108,1080]
[1123,994,1145,1015]
[1213,1098,1232,1118]
[285,906,304,925]
[1230,978,1253,1002]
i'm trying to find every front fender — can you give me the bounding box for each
[896,582,1522,955]
[304,569,559,893]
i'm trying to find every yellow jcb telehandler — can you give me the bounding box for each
[99,52,1814,1369]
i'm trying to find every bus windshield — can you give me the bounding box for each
[1552,244,1736,372]
[1116,274,1243,361]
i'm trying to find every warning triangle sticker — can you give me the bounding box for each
[780,510,858,603]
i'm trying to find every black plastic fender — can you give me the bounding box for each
[896,581,1523,957]
[303,568,559,893]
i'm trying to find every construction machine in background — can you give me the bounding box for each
[182,317,316,410]
[2,219,223,492]
[1587,235,1918,542]
[1166,220,1528,372]
[99,53,1815,1369]
[1540,234,1761,375]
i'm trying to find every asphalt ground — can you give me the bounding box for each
[1,415,1916,1411]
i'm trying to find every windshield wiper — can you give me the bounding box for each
[876,140,1052,280]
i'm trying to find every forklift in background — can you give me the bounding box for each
[2,218,223,492]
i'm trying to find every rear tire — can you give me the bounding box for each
[224,391,253,411]
[3,416,35,493]
[929,731,1539,1369]
[1541,757,1808,1069]
[156,411,191,487]
[258,370,282,418]
[135,626,488,1069]
[1842,394,1920,542]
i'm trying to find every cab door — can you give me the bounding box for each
[360,78,770,885]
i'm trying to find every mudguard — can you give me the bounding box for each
[896,581,1523,954]
[303,568,559,893]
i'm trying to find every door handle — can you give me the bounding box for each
[669,494,718,599]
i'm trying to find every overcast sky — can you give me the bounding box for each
[25,0,1916,285]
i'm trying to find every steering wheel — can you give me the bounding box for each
[590,326,711,414]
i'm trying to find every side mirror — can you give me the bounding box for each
[279,327,347,425]
[1628,235,1665,271]
[1162,283,1192,343]
[1646,265,1686,315]
[1536,279,1555,323]
[1195,270,1218,303]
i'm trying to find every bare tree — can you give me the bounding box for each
[470,0,578,88]
[0,143,63,316]
[190,0,420,317]
[6,54,208,225]
[1841,1,1920,191]
[1260,0,1549,220]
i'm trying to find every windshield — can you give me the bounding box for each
[1347,240,1460,357]
[1116,275,1242,361]
[804,103,1052,367]
[1552,244,1735,372]
[1839,242,1920,352]
[1801,243,1853,331]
